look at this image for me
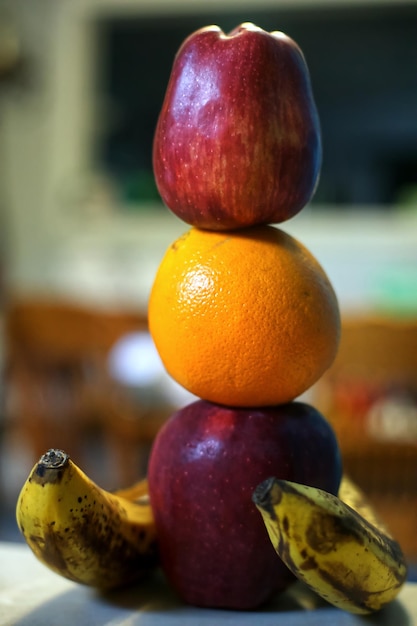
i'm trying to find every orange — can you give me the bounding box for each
[148,225,340,407]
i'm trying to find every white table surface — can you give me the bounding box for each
[1,541,416,626]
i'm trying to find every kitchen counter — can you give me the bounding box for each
[1,541,416,625]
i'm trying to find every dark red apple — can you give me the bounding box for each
[148,400,342,610]
[153,22,322,230]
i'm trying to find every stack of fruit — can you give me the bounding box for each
[147,23,342,610]
[16,22,407,617]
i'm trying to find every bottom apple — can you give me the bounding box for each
[148,400,342,610]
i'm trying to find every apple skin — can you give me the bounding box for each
[153,23,322,230]
[148,400,342,610]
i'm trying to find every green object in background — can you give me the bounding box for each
[373,266,417,315]
[395,184,417,210]
[122,170,161,207]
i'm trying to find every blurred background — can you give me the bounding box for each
[0,0,416,578]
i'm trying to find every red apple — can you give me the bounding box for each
[153,22,322,230]
[148,400,342,610]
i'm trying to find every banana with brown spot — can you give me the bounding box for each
[252,477,407,615]
[16,449,158,590]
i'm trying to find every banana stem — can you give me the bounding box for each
[33,449,70,484]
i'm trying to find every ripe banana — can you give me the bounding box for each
[252,476,407,615]
[16,449,159,590]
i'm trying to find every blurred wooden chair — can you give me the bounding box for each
[2,297,172,489]
[313,315,417,561]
